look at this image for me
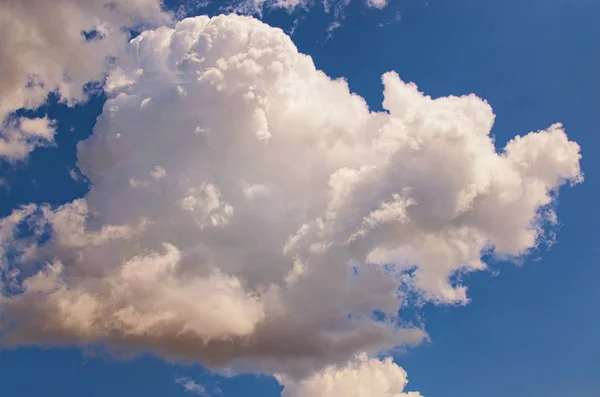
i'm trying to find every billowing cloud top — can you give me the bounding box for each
[0,12,582,396]
[278,354,422,396]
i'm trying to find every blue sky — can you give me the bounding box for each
[0,0,598,396]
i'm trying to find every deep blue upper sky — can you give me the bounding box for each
[1,0,598,396]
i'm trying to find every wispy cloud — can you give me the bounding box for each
[176,377,209,396]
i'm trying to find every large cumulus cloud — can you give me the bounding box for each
[0,12,582,389]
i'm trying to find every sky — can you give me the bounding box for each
[0,0,598,396]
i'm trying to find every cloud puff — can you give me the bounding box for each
[0,13,582,383]
[176,377,210,396]
[365,0,388,10]
[0,0,170,161]
[277,354,422,397]
[0,117,56,159]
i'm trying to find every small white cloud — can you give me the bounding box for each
[19,117,56,140]
[68,168,86,183]
[366,0,388,9]
[176,377,209,396]
[0,117,56,161]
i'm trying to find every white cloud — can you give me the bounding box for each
[229,0,388,35]
[0,117,56,161]
[278,354,422,397]
[0,0,171,161]
[0,13,582,384]
[366,0,388,9]
[232,0,390,15]
[19,117,56,141]
[0,204,39,293]
[176,377,210,396]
